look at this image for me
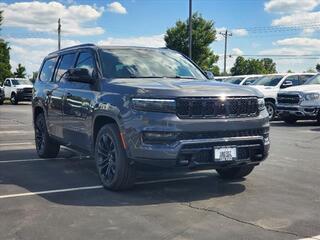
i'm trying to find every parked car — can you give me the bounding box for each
[223,75,263,86]
[0,86,4,105]
[250,73,316,120]
[277,74,320,124]
[33,44,270,190]
[2,78,33,104]
[214,76,229,82]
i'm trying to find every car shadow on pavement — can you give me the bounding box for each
[0,148,246,207]
[271,120,319,127]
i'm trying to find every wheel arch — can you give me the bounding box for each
[92,114,122,151]
[264,98,276,104]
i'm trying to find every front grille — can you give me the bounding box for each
[277,93,300,105]
[23,88,33,94]
[176,97,259,119]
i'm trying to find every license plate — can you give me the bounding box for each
[214,147,237,162]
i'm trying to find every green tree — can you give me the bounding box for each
[0,11,13,85]
[316,63,320,72]
[164,12,220,75]
[14,63,27,78]
[230,56,277,75]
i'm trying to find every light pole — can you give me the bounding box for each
[58,18,61,50]
[219,30,232,75]
[188,0,192,59]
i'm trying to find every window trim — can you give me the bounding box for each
[53,52,77,83]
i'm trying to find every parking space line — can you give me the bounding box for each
[0,142,34,146]
[297,235,320,240]
[0,156,91,163]
[0,175,209,199]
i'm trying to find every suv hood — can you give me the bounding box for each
[108,78,263,97]
[14,84,33,89]
[280,84,320,93]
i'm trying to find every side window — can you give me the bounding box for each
[55,53,76,82]
[75,52,95,75]
[284,75,300,86]
[39,57,57,82]
[4,80,11,87]
[300,75,313,84]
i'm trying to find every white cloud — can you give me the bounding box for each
[98,34,165,47]
[259,37,320,72]
[232,48,244,56]
[216,27,248,41]
[6,37,81,75]
[1,1,104,36]
[7,37,80,48]
[264,0,320,13]
[272,11,320,26]
[274,37,320,48]
[231,28,248,37]
[107,2,127,14]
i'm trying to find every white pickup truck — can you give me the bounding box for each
[277,74,320,124]
[250,73,316,120]
[2,78,33,105]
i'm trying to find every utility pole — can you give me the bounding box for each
[58,18,61,50]
[188,0,192,59]
[219,30,232,75]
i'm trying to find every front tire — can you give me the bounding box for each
[11,93,18,105]
[35,113,60,158]
[265,101,276,120]
[95,124,136,191]
[217,165,255,179]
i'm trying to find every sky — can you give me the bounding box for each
[1,0,320,76]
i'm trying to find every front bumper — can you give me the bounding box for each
[123,110,270,168]
[277,104,319,118]
[16,91,32,101]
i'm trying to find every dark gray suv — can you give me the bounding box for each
[32,44,270,190]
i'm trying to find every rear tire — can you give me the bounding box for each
[217,165,255,179]
[35,113,60,158]
[283,116,297,124]
[265,101,276,120]
[11,93,18,105]
[95,124,136,191]
[0,99,3,105]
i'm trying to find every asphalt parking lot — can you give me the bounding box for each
[0,103,319,240]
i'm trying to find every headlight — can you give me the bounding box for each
[131,98,176,113]
[304,93,320,101]
[17,88,24,92]
[258,98,265,111]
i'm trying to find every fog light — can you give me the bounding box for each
[143,132,178,144]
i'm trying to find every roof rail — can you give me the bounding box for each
[49,43,96,55]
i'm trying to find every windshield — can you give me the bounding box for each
[11,79,31,85]
[99,48,206,80]
[253,75,284,86]
[306,74,320,85]
[224,77,245,84]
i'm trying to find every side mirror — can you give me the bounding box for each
[281,80,293,88]
[66,68,94,84]
[205,71,215,80]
